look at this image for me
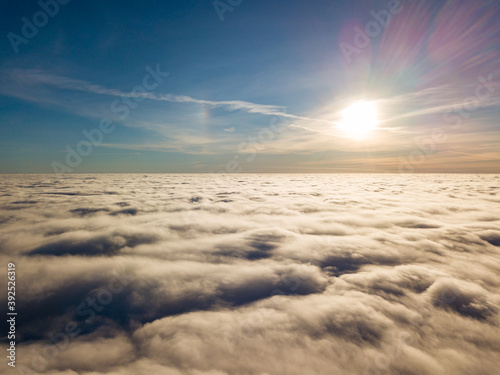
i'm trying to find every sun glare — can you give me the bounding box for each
[338,101,378,139]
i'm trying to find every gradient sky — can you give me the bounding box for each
[0,0,499,173]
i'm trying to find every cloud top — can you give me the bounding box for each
[1,173,499,374]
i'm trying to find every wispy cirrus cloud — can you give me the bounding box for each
[2,68,499,171]
[6,69,499,136]
[3,69,327,125]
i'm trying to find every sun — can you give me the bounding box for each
[338,101,378,139]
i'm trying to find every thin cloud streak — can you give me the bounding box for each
[6,69,329,127]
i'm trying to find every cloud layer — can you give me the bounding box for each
[1,174,500,374]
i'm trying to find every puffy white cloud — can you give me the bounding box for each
[0,174,499,374]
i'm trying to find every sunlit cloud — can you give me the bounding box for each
[1,174,500,374]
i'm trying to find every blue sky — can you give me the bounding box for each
[1,0,499,173]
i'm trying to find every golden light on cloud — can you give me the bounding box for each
[338,101,378,139]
